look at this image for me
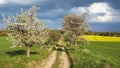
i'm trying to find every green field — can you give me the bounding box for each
[0,36,120,68]
[0,36,52,68]
[66,41,120,68]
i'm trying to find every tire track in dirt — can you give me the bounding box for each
[36,50,57,68]
[61,47,70,68]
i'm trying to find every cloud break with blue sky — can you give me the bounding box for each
[0,0,120,32]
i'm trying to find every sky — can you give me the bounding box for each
[0,0,120,32]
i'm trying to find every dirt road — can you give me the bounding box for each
[36,47,70,68]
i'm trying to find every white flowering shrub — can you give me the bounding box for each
[3,6,49,57]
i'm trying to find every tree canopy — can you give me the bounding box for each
[62,13,89,50]
[3,6,49,57]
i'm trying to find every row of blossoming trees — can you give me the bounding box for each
[3,6,89,57]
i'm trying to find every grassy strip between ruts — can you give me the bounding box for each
[52,48,62,68]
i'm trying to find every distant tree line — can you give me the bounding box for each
[83,31,120,37]
[0,30,7,36]
[54,30,120,37]
[0,30,120,37]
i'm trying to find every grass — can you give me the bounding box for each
[66,41,120,68]
[1,35,120,68]
[0,36,52,68]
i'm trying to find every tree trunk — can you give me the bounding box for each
[26,45,31,57]
[75,36,78,50]
[75,42,78,50]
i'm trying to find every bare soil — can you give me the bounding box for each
[36,47,70,68]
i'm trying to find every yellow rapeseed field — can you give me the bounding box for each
[83,35,120,42]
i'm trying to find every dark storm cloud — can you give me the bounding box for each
[0,0,120,32]
[89,22,120,32]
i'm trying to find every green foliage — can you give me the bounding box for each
[48,30,61,44]
[78,36,89,45]
[58,33,71,46]
[84,31,120,37]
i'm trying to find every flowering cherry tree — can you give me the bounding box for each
[62,13,89,50]
[3,6,49,57]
